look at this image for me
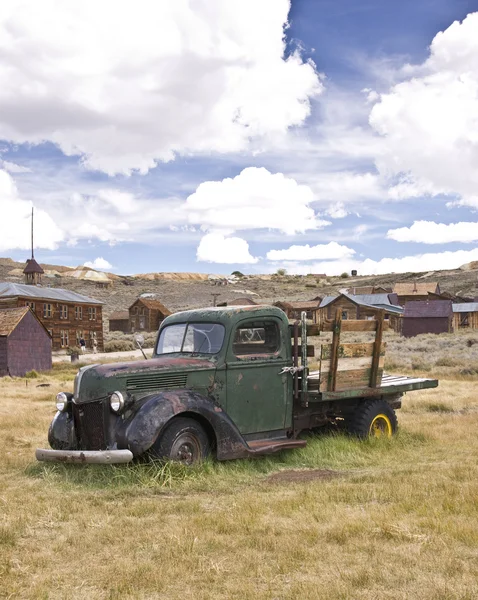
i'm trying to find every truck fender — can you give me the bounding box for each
[119,389,251,460]
[48,411,78,450]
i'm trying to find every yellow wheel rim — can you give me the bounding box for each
[369,414,392,438]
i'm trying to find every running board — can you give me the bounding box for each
[246,439,307,455]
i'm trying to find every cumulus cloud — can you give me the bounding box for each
[325,202,348,219]
[185,167,329,235]
[196,233,258,264]
[0,160,31,173]
[370,12,478,206]
[267,241,355,261]
[0,0,321,175]
[0,169,64,251]
[387,220,478,244]
[83,257,113,270]
[282,248,478,276]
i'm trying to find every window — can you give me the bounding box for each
[25,301,35,311]
[140,307,146,316]
[156,323,225,355]
[43,303,52,318]
[139,317,146,330]
[75,306,83,320]
[59,305,68,319]
[460,313,469,327]
[233,320,280,356]
[76,331,83,344]
[341,311,348,320]
[88,307,97,321]
[60,330,69,347]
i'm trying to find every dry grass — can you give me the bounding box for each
[1,362,478,599]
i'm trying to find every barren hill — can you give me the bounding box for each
[1,257,478,325]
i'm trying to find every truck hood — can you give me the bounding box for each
[74,356,217,403]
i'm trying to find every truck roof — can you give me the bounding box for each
[163,305,289,327]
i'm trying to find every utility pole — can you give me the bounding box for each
[31,207,34,259]
[211,293,220,307]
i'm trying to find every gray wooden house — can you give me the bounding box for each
[402,300,453,337]
[0,307,52,377]
[129,298,171,332]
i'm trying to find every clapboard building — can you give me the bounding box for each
[274,300,322,323]
[129,298,171,333]
[318,294,403,330]
[0,307,52,377]
[452,303,478,330]
[402,300,453,337]
[108,310,130,333]
[0,282,104,351]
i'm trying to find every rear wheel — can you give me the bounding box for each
[346,400,397,439]
[151,417,210,465]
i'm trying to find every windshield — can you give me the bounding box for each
[156,323,225,355]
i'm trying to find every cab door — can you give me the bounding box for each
[225,317,291,435]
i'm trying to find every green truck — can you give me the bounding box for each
[36,305,438,465]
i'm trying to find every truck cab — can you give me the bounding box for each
[36,305,438,465]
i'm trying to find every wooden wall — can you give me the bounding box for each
[402,316,452,337]
[6,311,52,376]
[452,311,478,331]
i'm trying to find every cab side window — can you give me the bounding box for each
[233,320,280,356]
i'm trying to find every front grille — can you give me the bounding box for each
[125,373,187,393]
[72,400,106,450]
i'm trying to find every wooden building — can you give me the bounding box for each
[0,282,104,351]
[109,310,130,333]
[402,300,453,337]
[274,300,322,323]
[129,298,171,333]
[23,258,44,285]
[318,294,403,331]
[393,282,440,305]
[0,307,52,377]
[452,303,478,330]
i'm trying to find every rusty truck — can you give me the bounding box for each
[36,305,438,465]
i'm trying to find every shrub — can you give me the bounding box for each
[24,370,39,379]
[231,271,244,278]
[276,268,287,276]
[466,338,477,347]
[104,340,135,353]
[305,283,317,288]
[66,346,81,356]
[340,272,349,279]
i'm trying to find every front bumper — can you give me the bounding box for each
[35,448,134,464]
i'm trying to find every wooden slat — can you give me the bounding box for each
[320,342,386,360]
[328,309,342,391]
[370,312,385,388]
[290,320,389,335]
[320,368,382,392]
[321,355,385,374]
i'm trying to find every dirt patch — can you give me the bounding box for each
[265,468,342,484]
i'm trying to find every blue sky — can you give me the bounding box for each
[1,0,478,276]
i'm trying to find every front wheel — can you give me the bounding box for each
[346,400,398,439]
[150,417,210,465]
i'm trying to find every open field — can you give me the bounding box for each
[1,347,478,599]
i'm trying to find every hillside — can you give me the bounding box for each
[1,257,478,322]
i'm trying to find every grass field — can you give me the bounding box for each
[1,349,478,599]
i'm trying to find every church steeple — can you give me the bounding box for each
[23,207,44,285]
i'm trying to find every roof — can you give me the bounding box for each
[349,286,374,295]
[0,282,103,304]
[452,303,478,313]
[227,297,258,306]
[130,297,172,315]
[393,282,439,295]
[23,258,44,274]
[404,300,452,318]
[353,293,395,306]
[320,294,403,315]
[287,301,321,310]
[319,296,337,308]
[109,310,129,320]
[0,307,29,336]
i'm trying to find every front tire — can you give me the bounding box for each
[151,417,210,465]
[346,399,398,439]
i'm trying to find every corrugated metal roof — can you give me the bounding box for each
[404,300,452,318]
[452,303,478,313]
[353,293,394,306]
[0,282,103,304]
[0,307,29,335]
[319,296,337,308]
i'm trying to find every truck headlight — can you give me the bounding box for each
[110,391,125,413]
[56,392,69,412]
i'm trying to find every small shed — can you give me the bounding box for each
[318,294,403,329]
[402,300,453,337]
[129,298,171,332]
[452,303,478,330]
[109,310,130,333]
[274,300,322,323]
[0,307,52,377]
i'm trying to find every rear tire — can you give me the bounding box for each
[151,417,210,465]
[346,399,397,439]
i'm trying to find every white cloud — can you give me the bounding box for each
[185,167,329,235]
[282,248,478,276]
[325,202,348,218]
[370,12,478,206]
[0,169,64,251]
[0,0,321,175]
[0,160,31,173]
[196,233,258,264]
[311,171,384,204]
[83,257,113,270]
[267,241,355,261]
[387,220,478,244]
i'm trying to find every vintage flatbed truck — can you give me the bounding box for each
[36,305,438,465]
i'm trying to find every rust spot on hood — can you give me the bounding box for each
[94,356,215,378]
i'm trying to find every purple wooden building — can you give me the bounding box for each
[0,307,52,377]
[402,300,453,337]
